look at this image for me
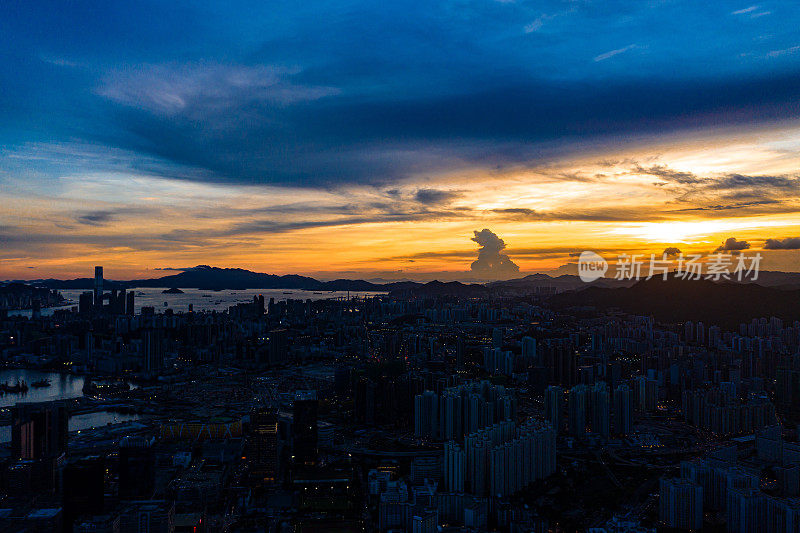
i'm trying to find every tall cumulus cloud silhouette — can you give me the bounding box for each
[470,229,520,279]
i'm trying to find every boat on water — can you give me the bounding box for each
[1,380,28,393]
[31,378,51,388]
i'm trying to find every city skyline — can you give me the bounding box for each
[5,3,800,531]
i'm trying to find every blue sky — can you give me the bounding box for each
[2,1,800,278]
[3,1,799,186]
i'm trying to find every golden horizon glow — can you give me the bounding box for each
[4,122,800,280]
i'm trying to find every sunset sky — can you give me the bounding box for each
[2,1,800,280]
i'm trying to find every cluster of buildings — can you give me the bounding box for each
[0,266,799,531]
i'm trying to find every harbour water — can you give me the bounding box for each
[0,369,141,443]
[0,411,142,443]
[0,369,88,407]
[11,287,386,317]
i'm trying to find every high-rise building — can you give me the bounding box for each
[292,390,318,465]
[521,336,537,362]
[492,328,503,349]
[267,329,288,365]
[414,391,439,439]
[411,508,438,533]
[125,290,135,316]
[659,477,703,530]
[255,294,265,315]
[93,266,103,308]
[727,488,766,533]
[119,500,174,533]
[414,381,517,442]
[79,291,94,314]
[63,456,105,527]
[445,419,555,498]
[568,385,588,437]
[118,436,155,500]
[613,384,633,436]
[590,382,610,438]
[11,401,69,460]
[444,441,465,492]
[142,328,164,373]
[544,386,563,432]
[250,408,279,482]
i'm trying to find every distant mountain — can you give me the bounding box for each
[737,270,800,289]
[29,265,404,292]
[21,265,800,296]
[549,275,800,328]
[127,266,321,290]
[30,278,128,290]
[489,273,635,292]
[318,279,421,292]
[493,271,800,293]
[389,280,489,298]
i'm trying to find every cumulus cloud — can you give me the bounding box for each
[714,237,751,253]
[763,237,800,250]
[470,229,520,279]
[663,247,682,257]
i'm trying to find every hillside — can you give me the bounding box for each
[549,275,800,329]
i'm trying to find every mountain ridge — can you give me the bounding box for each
[8,266,800,294]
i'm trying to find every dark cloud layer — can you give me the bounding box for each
[715,237,751,252]
[764,237,800,249]
[94,72,800,187]
[2,2,800,189]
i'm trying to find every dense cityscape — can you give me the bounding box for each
[4,1,800,532]
[0,265,798,532]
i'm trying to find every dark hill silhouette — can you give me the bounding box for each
[550,275,800,329]
[29,265,412,292]
[389,280,489,298]
[128,266,320,290]
[489,273,634,292]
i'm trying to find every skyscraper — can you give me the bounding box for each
[118,436,155,500]
[63,456,105,527]
[292,390,318,465]
[659,477,703,531]
[11,401,69,460]
[613,384,633,436]
[590,382,610,438]
[521,336,537,363]
[93,266,103,308]
[568,385,588,437]
[125,290,135,316]
[250,408,279,482]
[142,328,164,373]
[79,291,94,314]
[544,386,563,432]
